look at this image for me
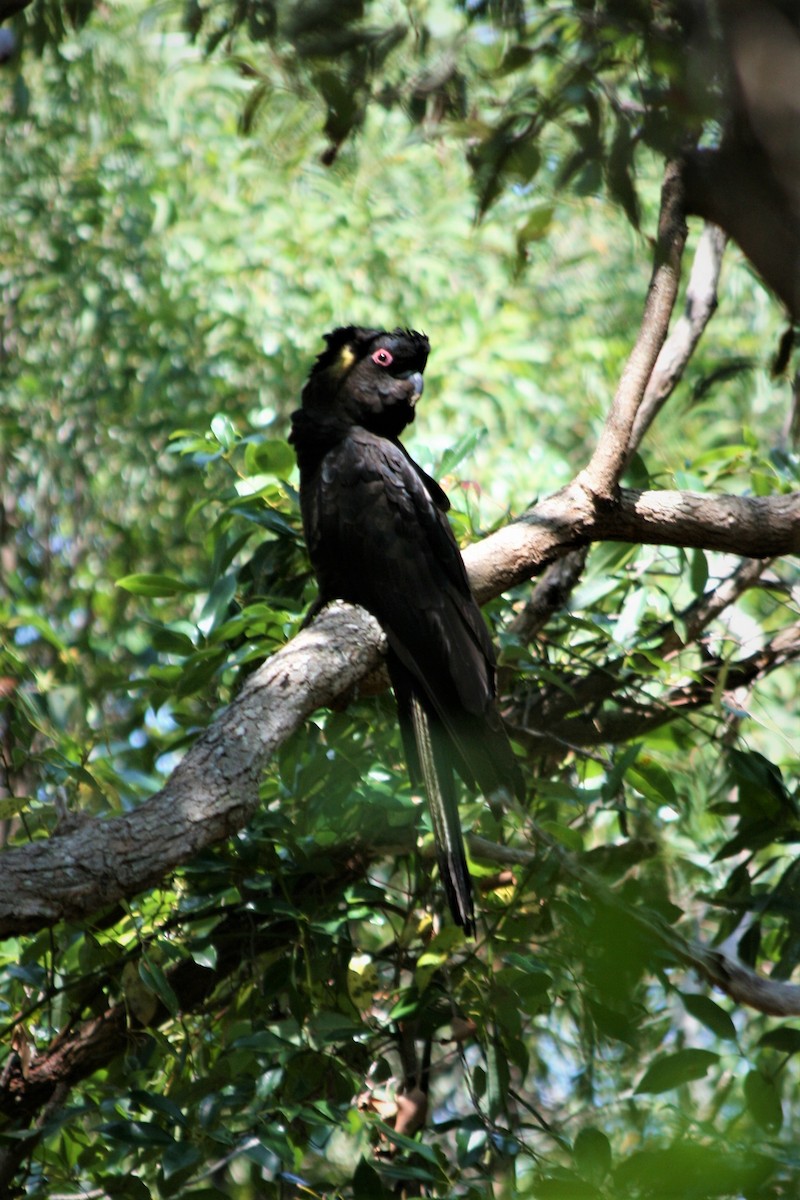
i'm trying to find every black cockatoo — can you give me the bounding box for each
[289,326,521,934]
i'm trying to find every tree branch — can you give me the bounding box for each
[0,604,385,936]
[1,484,798,935]
[580,158,688,500]
[469,833,800,1017]
[552,618,800,746]
[627,222,728,458]
[463,485,800,602]
[513,557,772,754]
[511,221,727,645]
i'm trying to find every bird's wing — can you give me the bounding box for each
[307,429,519,798]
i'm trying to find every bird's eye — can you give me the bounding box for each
[371,348,393,367]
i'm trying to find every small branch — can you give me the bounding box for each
[514,556,771,744]
[628,222,728,458]
[468,834,800,1017]
[506,547,588,645]
[580,159,688,500]
[659,556,770,657]
[511,219,725,645]
[552,618,800,746]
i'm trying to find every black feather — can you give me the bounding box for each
[290,326,522,934]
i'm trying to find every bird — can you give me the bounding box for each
[289,326,521,935]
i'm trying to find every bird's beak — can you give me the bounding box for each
[408,371,424,406]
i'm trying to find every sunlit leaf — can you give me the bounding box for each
[117,574,196,597]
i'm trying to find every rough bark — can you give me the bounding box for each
[0,603,385,935]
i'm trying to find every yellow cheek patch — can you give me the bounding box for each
[338,345,356,373]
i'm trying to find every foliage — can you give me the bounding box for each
[1,2,800,1198]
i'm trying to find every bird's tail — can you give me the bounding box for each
[410,695,476,937]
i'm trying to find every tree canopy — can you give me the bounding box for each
[2,1,800,1197]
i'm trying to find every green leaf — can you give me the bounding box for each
[613,585,648,646]
[627,759,677,807]
[388,989,421,1021]
[354,1156,390,1200]
[139,959,179,1017]
[161,1142,202,1181]
[574,1127,612,1182]
[744,1069,783,1131]
[438,427,487,476]
[117,574,195,597]
[614,1144,773,1196]
[243,437,295,477]
[129,1090,188,1129]
[516,203,555,249]
[95,1176,152,1200]
[375,1118,439,1163]
[197,572,238,635]
[189,944,218,970]
[100,1120,175,1147]
[0,795,31,821]
[690,548,708,597]
[679,993,737,1042]
[415,926,466,990]
[539,819,583,852]
[635,1049,719,1094]
[759,1027,800,1055]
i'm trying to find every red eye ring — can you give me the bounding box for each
[371,348,393,367]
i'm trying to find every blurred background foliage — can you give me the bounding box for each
[1,0,800,1197]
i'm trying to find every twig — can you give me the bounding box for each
[468,833,800,1017]
[511,556,771,750]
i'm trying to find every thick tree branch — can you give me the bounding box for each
[463,485,800,602]
[1,484,798,935]
[0,604,385,936]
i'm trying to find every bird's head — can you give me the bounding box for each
[300,326,430,438]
